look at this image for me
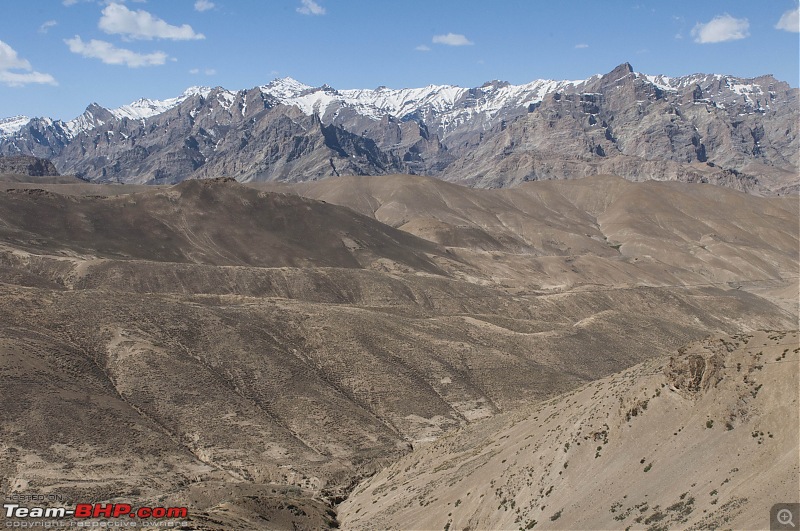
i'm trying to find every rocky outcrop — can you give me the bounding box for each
[0,155,59,176]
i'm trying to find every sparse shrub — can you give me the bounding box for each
[706,419,714,429]
[550,509,562,521]
[644,463,652,472]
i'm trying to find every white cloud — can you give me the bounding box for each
[194,0,215,12]
[190,67,215,75]
[776,7,799,32]
[39,20,58,34]
[99,3,205,41]
[63,0,78,5]
[0,40,57,87]
[65,35,168,67]
[691,14,749,43]
[0,41,31,71]
[415,44,431,52]
[574,43,589,49]
[432,33,474,46]
[297,0,325,15]
[189,67,199,74]
[0,70,57,87]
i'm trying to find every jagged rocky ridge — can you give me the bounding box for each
[1,63,797,193]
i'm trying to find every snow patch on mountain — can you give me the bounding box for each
[0,115,31,138]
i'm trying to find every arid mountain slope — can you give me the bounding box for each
[0,175,796,529]
[263,174,799,306]
[340,330,800,531]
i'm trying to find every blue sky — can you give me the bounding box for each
[1,0,798,120]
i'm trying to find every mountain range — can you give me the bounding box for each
[1,63,797,194]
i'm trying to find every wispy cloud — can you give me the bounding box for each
[691,14,749,43]
[194,0,215,13]
[672,15,686,40]
[776,7,799,32]
[190,67,216,75]
[574,43,589,49]
[432,33,473,46]
[415,44,431,52]
[297,0,325,16]
[39,20,58,34]
[0,39,57,86]
[65,35,168,67]
[99,3,205,41]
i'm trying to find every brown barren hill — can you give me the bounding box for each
[0,177,448,272]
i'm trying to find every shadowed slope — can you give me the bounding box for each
[0,177,448,273]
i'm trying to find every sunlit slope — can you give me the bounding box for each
[340,330,800,531]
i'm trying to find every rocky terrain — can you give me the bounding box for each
[0,173,796,529]
[1,63,797,193]
[340,330,800,530]
[0,155,60,179]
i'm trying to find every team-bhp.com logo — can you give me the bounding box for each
[4,503,188,527]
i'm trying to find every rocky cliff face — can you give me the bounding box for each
[1,63,797,193]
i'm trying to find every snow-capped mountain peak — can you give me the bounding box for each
[259,77,314,99]
[110,86,213,121]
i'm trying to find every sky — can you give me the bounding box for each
[1,0,798,121]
